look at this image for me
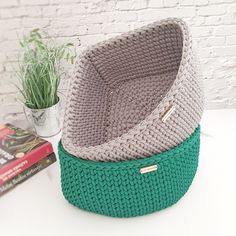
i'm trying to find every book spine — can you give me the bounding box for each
[0,142,53,185]
[0,153,56,196]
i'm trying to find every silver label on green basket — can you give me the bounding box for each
[140,165,158,174]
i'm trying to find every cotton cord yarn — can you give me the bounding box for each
[59,126,200,218]
[61,18,204,162]
[59,18,203,217]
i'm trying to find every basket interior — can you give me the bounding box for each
[69,22,184,148]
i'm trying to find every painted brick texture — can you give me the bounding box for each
[0,0,236,123]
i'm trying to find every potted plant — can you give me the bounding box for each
[17,29,75,137]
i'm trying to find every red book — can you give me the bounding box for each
[0,124,54,185]
[0,153,56,196]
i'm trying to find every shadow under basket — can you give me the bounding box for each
[58,126,200,218]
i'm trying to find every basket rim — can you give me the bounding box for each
[59,126,200,169]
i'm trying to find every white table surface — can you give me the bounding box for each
[0,109,236,236]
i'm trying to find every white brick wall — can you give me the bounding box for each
[0,0,236,123]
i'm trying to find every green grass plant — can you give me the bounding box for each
[17,29,75,109]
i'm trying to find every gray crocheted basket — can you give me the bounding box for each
[62,18,204,162]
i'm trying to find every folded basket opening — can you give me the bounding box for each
[62,18,204,161]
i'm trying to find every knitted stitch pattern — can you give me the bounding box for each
[59,126,200,218]
[62,18,204,162]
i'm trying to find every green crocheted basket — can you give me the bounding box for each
[58,126,200,218]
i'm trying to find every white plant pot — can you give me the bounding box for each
[24,100,61,137]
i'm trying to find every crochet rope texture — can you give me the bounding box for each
[59,126,200,218]
[62,18,204,162]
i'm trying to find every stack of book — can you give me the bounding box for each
[0,123,56,196]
